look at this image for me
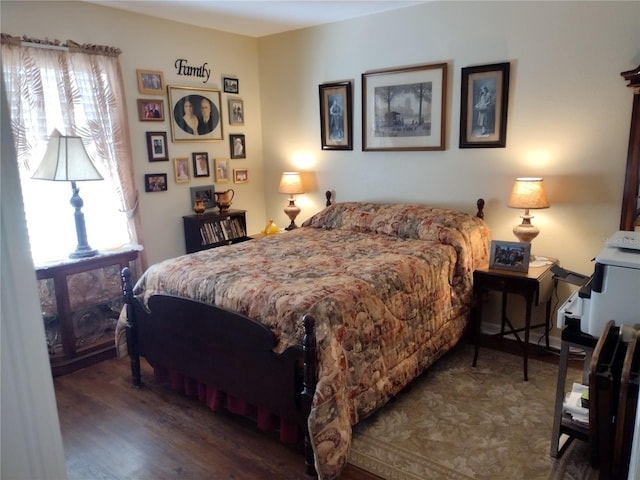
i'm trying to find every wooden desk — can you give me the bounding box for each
[472,259,556,381]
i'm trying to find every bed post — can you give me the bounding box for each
[121,267,142,387]
[476,198,485,219]
[301,314,317,477]
[325,190,332,207]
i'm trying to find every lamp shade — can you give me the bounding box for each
[508,177,550,210]
[278,171,304,195]
[32,129,103,182]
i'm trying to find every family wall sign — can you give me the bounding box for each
[174,58,210,83]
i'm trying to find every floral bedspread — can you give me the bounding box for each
[128,202,490,479]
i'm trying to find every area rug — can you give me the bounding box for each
[348,342,598,480]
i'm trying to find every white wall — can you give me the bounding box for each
[258,1,640,278]
[1,1,267,266]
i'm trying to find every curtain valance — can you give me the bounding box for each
[1,33,121,56]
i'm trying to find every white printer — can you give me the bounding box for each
[557,231,640,338]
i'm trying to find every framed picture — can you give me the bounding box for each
[223,77,239,94]
[228,98,244,125]
[233,168,248,184]
[459,62,510,148]
[192,152,209,177]
[137,99,164,121]
[489,240,531,272]
[190,185,216,210]
[168,85,223,142]
[137,69,165,95]
[214,158,230,183]
[146,132,169,161]
[362,62,447,151]
[144,173,167,192]
[174,157,190,183]
[319,81,353,150]
[229,134,246,159]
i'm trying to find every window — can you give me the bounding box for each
[2,37,141,265]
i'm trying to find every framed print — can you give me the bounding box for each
[146,132,169,161]
[214,158,230,183]
[223,77,239,94]
[489,240,531,272]
[229,134,246,159]
[233,168,248,184]
[228,98,244,125]
[319,81,353,150]
[144,173,167,192]
[174,157,190,183]
[137,69,165,95]
[362,62,447,151]
[168,85,223,142]
[192,152,210,177]
[459,62,510,148]
[190,185,216,210]
[137,99,164,121]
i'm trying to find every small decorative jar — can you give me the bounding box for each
[193,198,206,214]
[263,219,280,235]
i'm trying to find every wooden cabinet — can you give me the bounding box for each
[36,247,141,376]
[183,209,249,254]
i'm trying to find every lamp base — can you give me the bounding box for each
[512,216,540,243]
[284,197,301,231]
[70,246,99,259]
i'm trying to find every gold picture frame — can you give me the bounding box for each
[233,168,248,184]
[168,85,223,142]
[214,158,230,183]
[173,157,190,183]
[137,69,165,95]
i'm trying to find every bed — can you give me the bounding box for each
[118,198,490,479]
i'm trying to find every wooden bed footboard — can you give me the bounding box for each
[121,267,318,476]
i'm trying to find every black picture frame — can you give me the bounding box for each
[223,77,239,94]
[488,240,531,272]
[192,152,210,177]
[362,62,447,151]
[146,131,169,161]
[144,173,167,192]
[319,81,353,150]
[459,62,510,148]
[229,134,246,159]
[190,184,216,210]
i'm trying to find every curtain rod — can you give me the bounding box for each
[21,41,68,51]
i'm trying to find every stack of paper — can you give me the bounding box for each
[563,382,589,425]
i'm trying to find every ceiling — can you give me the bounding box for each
[85,1,427,38]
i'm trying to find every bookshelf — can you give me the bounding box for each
[183,209,249,253]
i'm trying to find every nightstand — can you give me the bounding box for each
[471,258,557,381]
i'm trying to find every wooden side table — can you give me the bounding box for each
[471,258,557,381]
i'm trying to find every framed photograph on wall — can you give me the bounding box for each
[229,134,246,159]
[174,157,190,183]
[233,168,248,184]
[459,62,510,148]
[489,240,531,272]
[319,81,353,150]
[168,85,223,142]
[144,173,167,192]
[228,98,244,125]
[136,69,165,95]
[190,185,216,210]
[362,62,447,151]
[223,77,239,94]
[137,99,164,121]
[192,152,210,177]
[146,131,169,161]
[214,158,230,183]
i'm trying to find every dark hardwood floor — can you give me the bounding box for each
[53,336,575,479]
[54,353,380,480]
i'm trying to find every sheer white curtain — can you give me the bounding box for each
[1,35,145,266]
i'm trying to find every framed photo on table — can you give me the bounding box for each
[168,85,223,142]
[459,62,510,148]
[362,62,447,151]
[319,81,353,150]
[146,132,168,161]
[489,240,531,272]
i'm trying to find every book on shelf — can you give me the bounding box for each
[562,382,589,425]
